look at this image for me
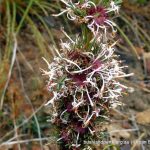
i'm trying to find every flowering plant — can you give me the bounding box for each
[42,0,132,149]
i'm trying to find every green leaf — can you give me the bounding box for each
[57,76,66,91]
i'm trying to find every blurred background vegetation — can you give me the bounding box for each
[0,0,150,149]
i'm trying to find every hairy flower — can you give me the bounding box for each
[42,38,133,148]
[54,0,119,36]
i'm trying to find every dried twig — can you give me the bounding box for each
[0,137,56,147]
[16,57,44,149]
[0,34,17,109]
[0,102,45,144]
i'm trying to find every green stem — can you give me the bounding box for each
[5,0,11,59]
[16,0,34,34]
[103,144,120,150]
[116,25,140,59]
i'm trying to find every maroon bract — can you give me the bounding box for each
[88,6,108,25]
[61,131,70,142]
[92,59,102,69]
[66,102,73,112]
[70,73,87,86]
[75,124,87,134]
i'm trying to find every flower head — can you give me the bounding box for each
[54,0,119,36]
[42,38,133,148]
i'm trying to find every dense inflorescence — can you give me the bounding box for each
[42,0,132,149]
[54,0,119,36]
